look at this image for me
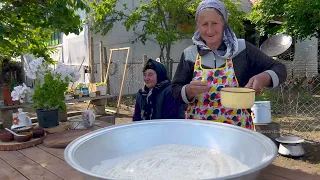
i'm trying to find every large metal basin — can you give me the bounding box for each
[65,120,277,180]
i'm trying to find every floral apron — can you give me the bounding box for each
[186,54,252,129]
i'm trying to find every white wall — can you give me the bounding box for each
[287,37,319,78]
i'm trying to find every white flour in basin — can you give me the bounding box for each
[91,144,248,180]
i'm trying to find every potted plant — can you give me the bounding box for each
[95,82,107,96]
[15,57,80,128]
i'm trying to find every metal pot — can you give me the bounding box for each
[220,87,255,109]
[65,120,277,180]
[276,136,305,157]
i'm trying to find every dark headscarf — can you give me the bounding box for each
[140,59,171,120]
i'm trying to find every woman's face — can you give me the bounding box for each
[143,69,157,88]
[197,9,224,47]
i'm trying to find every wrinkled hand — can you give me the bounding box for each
[186,80,210,100]
[245,72,272,95]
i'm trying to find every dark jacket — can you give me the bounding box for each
[133,59,185,121]
[171,39,287,103]
[133,85,185,121]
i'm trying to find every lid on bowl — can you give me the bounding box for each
[276,136,304,144]
[221,87,255,93]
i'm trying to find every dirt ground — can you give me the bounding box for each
[13,102,320,175]
[271,116,320,175]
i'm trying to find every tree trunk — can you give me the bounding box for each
[159,44,165,63]
[165,43,173,79]
[89,36,95,83]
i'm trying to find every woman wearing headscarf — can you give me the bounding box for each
[133,59,185,121]
[171,0,287,129]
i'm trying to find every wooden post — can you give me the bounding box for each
[104,47,110,95]
[99,41,104,82]
[143,54,147,67]
[104,47,130,113]
[116,48,131,113]
[104,49,113,85]
[89,36,95,83]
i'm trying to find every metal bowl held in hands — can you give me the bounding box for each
[220,87,255,109]
[65,120,277,180]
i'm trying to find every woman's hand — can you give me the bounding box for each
[245,72,272,94]
[186,80,210,100]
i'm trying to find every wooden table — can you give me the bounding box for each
[0,120,319,180]
[0,95,114,129]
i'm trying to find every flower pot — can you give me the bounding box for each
[36,109,59,128]
[2,86,20,106]
[96,85,107,96]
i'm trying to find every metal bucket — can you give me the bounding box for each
[65,120,277,180]
[251,101,272,124]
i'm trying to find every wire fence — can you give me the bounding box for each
[257,38,320,141]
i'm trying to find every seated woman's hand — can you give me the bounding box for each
[186,80,210,100]
[245,72,272,94]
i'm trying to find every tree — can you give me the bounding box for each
[249,0,320,40]
[88,0,246,79]
[0,0,89,60]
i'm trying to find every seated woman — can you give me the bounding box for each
[133,59,185,121]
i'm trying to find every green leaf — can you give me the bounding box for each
[0,0,88,60]
[249,0,320,40]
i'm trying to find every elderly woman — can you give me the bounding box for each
[171,0,287,129]
[133,59,185,121]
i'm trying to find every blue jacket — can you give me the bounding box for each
[133,85,185,121]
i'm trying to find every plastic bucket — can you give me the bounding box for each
[81,87,89,96]
[251,101,272,124]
